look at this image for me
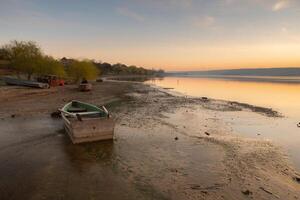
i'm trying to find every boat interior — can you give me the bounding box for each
[65,101,108,118]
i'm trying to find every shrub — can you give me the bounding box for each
[66,60,99,82]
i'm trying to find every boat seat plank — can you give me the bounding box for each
[78,111,102,115]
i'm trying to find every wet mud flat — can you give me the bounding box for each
[0,81,299,200]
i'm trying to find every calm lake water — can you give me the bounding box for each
[146,76,300,169]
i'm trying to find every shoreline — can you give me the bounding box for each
[0,80,299,199]
[119,81,300,199]
[165,75,300,84]
[146,82,282,117]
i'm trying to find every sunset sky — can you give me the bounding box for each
[1,0,300,71]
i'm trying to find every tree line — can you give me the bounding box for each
[92,62,164,76]
[0,40,164,82]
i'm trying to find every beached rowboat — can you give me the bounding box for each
[3,76,49,89]
[60,100,115,144]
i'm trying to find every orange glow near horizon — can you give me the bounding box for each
[44,41,300,71]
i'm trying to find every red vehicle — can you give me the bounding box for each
[37,75,65,87]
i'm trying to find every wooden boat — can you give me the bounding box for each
[3,77,49,89]
[79,83,92,91]
[60,100,115,144]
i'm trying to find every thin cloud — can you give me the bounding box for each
[131,0,193,9]
[163,0,193,8]
[192,16,215,28]
[116,7,145,22]
[272,0,290,11]
[281,27,288,33]
[223,0,235,4]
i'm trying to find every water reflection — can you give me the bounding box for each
[63,139,115,168]
[147,76,300,118]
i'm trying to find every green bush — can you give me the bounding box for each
[36,56,65,77]
[66,60,100,82]
[2,40,43,79]
[1,41,66,79]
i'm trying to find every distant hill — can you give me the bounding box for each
[167,68,300,77]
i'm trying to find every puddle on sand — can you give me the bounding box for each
[0,116,63,149]
[219,111,300,170]
[0,116,224,200]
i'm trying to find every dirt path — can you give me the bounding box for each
[0,81,299,200]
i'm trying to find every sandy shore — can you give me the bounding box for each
[0,80,299,200]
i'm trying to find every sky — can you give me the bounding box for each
[0,0,300,71]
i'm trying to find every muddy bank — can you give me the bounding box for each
[0,81,299,200]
